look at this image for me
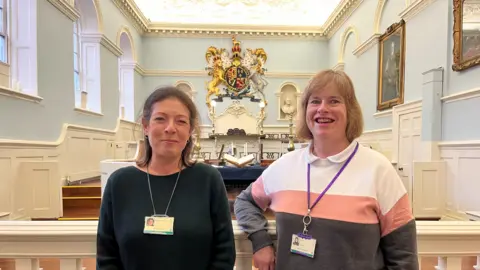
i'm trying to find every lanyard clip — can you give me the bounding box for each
[302,209,312,235]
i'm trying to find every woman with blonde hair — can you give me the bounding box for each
[97,86,236,270]
[234,69,418,270]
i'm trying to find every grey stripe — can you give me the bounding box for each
[234,184,274,252]
[274,212,418,270]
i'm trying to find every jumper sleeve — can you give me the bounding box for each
[233,175,273,253]
[96,176,122,270]
[377,163,419,270]
[209,169,236,270]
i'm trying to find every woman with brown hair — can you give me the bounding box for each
[96,86,236,270]
[234,69,418,270]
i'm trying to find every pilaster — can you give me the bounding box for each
[421,67,444,161]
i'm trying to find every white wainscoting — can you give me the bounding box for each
[357,128,393,161]
[438,140,480,221]
[0,119,142,220]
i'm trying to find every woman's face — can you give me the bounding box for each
[143,98,191,160]
[305,82,348,142]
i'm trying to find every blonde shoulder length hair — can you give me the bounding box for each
[296,69,364,142]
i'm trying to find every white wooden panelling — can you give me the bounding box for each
[412,161,446,218]
[19,161,60,219]
[439,141,480,220]
[357,128,393,161]
[0,119,142,220]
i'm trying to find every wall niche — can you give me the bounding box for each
[276,82,300,121]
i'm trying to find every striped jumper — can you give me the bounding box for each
[234,140,419,270]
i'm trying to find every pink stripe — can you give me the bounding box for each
[379,194,414,236]
[251,176,270,210]
[270,190,380,224]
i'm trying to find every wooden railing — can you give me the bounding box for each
[0,220,479,270]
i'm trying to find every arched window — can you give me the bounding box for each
[74,0,101,113]
[73,19,82,108]
[9,0,38,98]
[118,28,135,121]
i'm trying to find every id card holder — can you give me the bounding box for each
[290,233,316,258]
[143,216,174,235]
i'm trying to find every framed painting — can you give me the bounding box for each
[452,0,480,71]
[377,20,406,111]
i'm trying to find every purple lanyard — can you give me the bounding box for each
[307,142,359,213]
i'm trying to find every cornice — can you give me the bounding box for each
[46,0,80,21]
[145,24,325,39]
[137,68,315,79]
[323,0,364,39]
[111,0,149,33]
[81,33,122,57]
[100,35,122,57]
[353,33,380,56]
[134,63,145,75]
[332,62,345,71]
[110,0,362,39]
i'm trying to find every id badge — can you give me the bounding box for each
[290,233,316,258]
[143,216,174,235]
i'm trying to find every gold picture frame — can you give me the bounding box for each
[452,0,480,71]
[377,20,406,111]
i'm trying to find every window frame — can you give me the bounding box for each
[73,19,82,107]
[0,0,9,64]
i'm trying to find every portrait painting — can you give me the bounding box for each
[452,0,480,71]
[377,20,405,111]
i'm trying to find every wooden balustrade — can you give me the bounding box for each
[0,220,479,270]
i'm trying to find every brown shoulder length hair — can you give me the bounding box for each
[136,86,200,169]
[296,69,364,142]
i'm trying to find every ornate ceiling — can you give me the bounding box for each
[133,0,342,27]
[111,0,362,38]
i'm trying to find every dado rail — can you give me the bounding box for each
[0,221,479,270]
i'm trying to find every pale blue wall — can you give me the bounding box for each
[327,0,407,131]
[0,0,143,141]
[442,0,480,140]
[328,0,479,141]
[1,0,478,142]
[140,37,329,125]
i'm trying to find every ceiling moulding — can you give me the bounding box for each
[323,0,364,39]
[111,0,149,33]
[146,24,324,39]
[111,0,362,39]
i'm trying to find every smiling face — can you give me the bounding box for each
[143,97,192,160]
[306,82,348,141]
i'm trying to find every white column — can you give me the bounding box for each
[11,0,37,95]
[81,33,102,113]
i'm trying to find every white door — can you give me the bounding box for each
[397,110,422,207]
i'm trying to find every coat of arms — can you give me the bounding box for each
[205,36,268,108]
